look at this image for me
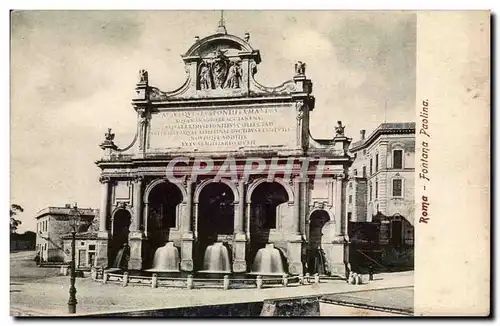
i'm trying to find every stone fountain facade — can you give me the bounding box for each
[95,22,353,277]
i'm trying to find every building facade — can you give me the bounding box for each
[94,23,354,276]
[35,205,98,262]
[61,232,99,269]
[346,123,415,246]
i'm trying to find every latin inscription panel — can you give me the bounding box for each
[148,105,297,151]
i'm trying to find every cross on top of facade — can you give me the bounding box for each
[216,10,227,34]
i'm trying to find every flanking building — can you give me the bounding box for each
[94,21,354,276]
[346,123,415,271]
[35,205,98,263]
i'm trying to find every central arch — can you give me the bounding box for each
[248,181,290,269]
[110,209,131,269]
[196,181,236,271]
[145,180,184,269]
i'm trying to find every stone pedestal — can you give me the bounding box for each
[322,238,347,278]
[181,233,194,272]
[286,240,303,275]
[96,231,109,268]
[128,231,144,270]
[232,233,247,273]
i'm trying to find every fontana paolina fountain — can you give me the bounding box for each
[94,241,331,290]
[142,241,288,277]
[146,242,181,273]
[250,244,286,276]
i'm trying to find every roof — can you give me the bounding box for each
[35,206,98,220]
[350,122,415,151]
[60,230,98,240]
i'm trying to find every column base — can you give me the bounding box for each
[96,231,110,268]
[322,241,348,278]
[128,231,144,270]
[286,241,303,275]
[181,238,194,272]
[233,233,247,272]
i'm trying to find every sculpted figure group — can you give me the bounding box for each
[199,49,242,90]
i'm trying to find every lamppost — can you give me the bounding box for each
[68,203,81,314]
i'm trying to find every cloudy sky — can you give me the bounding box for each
[11,11,416,232]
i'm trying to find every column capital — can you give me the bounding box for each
[99,176,111,184]
[335,173,346,181]
[133,175,144,183]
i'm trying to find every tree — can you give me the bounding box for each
[10,204,24,234]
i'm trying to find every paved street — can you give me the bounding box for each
[10,251,414,316]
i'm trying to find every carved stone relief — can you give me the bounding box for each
[198,49,242,90]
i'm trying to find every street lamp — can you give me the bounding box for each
[68,202,81,314]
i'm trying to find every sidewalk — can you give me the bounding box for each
[10,271,413,316]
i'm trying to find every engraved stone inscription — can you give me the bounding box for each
[149,105,297,151]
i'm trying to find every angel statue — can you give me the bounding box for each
[295,61,306,75]
[199,61,213,90]
[225,61,242,89]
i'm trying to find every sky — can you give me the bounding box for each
[10,11,416,232]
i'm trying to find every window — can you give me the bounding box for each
[369,183,373,201]
[89,244,96,250]
[362,166,367,178]
[392,179,403,197]
[353,169,357,176]
[348,195,353,204]
[349,182,353,189]
[376,180,379,198]
[393,150,403,169]
[375,154,379,172]
[370,158,373,176]
[347,212,352,221]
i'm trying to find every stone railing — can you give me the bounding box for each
[90,267,330,290]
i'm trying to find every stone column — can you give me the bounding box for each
[193,203,199,239]
[293,178,301,234]
[245,202,251,240]
[323,174,347,277]
[99,177,110,232]
[128,176,144,270]
[181,179,194,272]
[334,175,344,237]
[232,179,247,273]
[234,180,245,234]
[96,176,110,268]
[143,202,149,237]
[287,177,303,275]
[131,176,142,232]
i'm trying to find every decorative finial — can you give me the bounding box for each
[138,69,148,84]
[100,128,117,150]
[295,61,306,76]
[335,121,345,137]
[194,36,200,42]
[216,10,227,34]
[244,32,250,42]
